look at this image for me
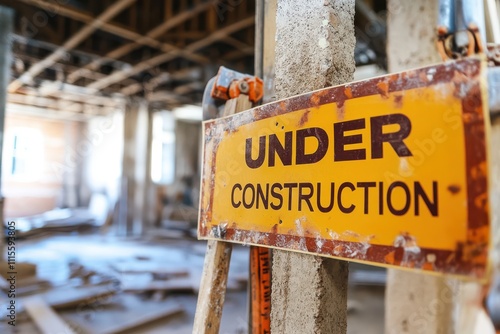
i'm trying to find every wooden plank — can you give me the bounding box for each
[99,304,184,334]
[121,278,195,293]
[110,262,189,276]
[8,0,136,93]
[17,285,118,313]
[24,296,76,334]
[262,0,276,103]
[192,240,234,333]
[164,0,173,20]
[193,95,252,334]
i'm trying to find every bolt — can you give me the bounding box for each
[238,80,249,94]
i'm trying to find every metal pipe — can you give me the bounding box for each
[488,66,500,114]
[438,0,455,31]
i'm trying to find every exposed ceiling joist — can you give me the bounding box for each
[7,102,115,122]
[66,0,215,84]
[8,93,120,116]
[87,16,255,91]
[120,67,203,96]
[9,0,137,93]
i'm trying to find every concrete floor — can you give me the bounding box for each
[0,232,385,333]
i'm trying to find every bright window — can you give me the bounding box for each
[3,127,44,181]
[151,112,175,184]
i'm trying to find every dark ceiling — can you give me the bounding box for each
[0,0,385,119]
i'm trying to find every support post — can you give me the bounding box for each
[385,1,457,333]
[142,106,154,230]
[0,6,13,260]
[270,1,355,333]
[193,95,252,334]
[118,99,148,236]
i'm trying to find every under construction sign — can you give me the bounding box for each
[198,58,491,279]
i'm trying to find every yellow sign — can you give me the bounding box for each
[199,58,490,279]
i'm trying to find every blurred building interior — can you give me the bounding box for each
[3,0,495,333]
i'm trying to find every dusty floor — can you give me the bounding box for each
[0,232,385,333]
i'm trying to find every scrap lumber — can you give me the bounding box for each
[18,285,117,313]
[110,262,189,277]
[0,262,36,279]
[121,278,196,293]
[98,303,184,334]
[192,95,252,333]
[24,295,76,334]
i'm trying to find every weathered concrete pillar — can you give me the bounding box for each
[385,1,456,333]
[118,99,149,237]
[142,107,154,230]
[0,6,13,260]
[270,1,355,333]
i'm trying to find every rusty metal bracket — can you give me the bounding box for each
[437,0,485,60]
[202,66,263,121]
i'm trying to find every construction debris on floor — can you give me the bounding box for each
[0,231,385,333]
[0,232,250,334]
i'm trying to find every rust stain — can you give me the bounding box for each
[384,251,396,264]
[394,94,403,108]
[422,262,434,270]
[447,184,461,194]
[376,81,389,99]
[310,89,330,108]
[451,69,470,99]
[336,104,345,121]
[310,92,321,106]
[467,226,489,243]
[298,109,311,127]
[344,86,353,99]
[212,227,488,278]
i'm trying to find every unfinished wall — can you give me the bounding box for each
[271,0,355,333]
[117,99,149,236]
[81,112,124,207]
[175,120,201,181]
[3,113,80,217]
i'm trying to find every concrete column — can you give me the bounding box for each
[385,1,456,334]
[0,6,13,260]
[118,99,149,237]
[270,1,355,333]
[142,107,154,230]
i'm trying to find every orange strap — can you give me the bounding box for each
[250,246,271,333]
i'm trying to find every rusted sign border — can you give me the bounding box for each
[198,58,490,279]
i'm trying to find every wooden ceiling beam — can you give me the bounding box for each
[7,93,120,116]
[87,17,254,90]
[9,0,137,93]
[17,0,199,64]
[120,67,202,96]
[13,53,102,81]
[146,90,191,103]
[64,0,216,83]
[17,86,124,108]
[222,37,253,50]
